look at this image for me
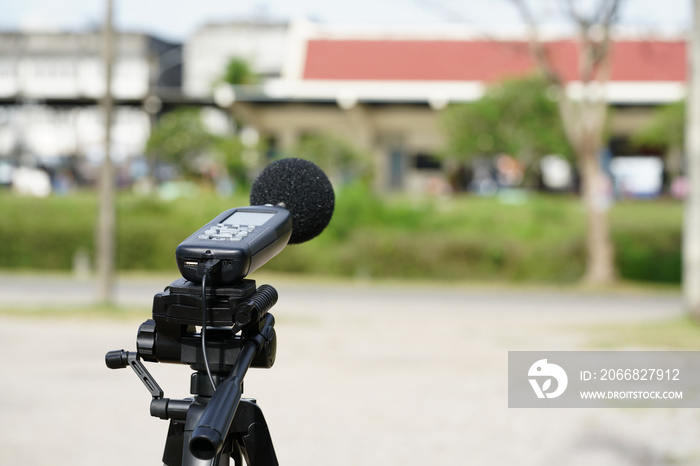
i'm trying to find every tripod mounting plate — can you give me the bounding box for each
[152,278,257,326]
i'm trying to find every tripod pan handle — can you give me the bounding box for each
[189,375,243,459]
[189,339,260,460]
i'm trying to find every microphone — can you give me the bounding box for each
[175,158,333,285]
[250,158,335,244]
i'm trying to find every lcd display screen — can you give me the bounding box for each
[223,211,275,226]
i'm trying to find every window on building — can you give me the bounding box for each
[413,153,441,170]
[0,61,15,76]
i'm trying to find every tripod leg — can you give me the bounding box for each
[163,420,185,466]
[163,419,233,466]
[231,440,243,466]
[232,400,278,466]
[166,398,277,466]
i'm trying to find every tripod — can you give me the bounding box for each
[106,278,280,466]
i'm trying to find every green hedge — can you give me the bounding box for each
[0,188,683,284]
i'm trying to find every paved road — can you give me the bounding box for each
[0,274,697,465]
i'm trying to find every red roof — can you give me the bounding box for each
[303,39,686,83]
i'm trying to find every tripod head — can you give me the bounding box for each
[137,278,278,372]
[106,278,280,464]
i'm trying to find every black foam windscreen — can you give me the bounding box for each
[250,158,335,244]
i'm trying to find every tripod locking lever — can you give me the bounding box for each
[105,350,164,399]
[233,284,278,332]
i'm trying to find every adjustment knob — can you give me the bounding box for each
[137,319,157,361]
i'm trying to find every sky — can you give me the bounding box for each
[0,0,692,42]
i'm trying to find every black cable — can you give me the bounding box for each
[201,273,216,391]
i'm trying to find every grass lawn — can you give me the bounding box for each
[0,187,684,284]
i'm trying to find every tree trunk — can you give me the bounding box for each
[558,85,617,285]
[96,0,116,304]
[580,147,616,284]
[510,0,621,286]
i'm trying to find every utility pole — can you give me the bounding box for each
[96,0,116,304]
[686,0,700,317]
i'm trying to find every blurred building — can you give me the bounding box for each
[0,30,182,185]
[184,21,288,97]
[199,20,686,193]
[0,21,689,194]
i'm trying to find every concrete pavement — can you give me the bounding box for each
[0,273,696,465]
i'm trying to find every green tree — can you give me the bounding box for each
[212,134,248,185]
[146,107,213,177]
[146,107,248,183]
[292,132,374,185]
[442,74,572,179]
[633,101,685,149]
[632,101,685,179]
[222,57,259,85]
